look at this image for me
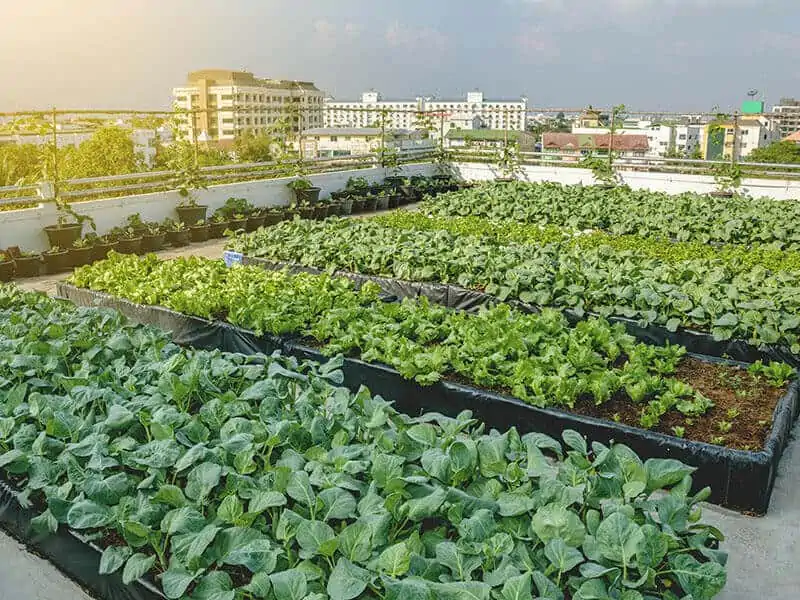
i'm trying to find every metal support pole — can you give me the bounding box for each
[608,107,615,167]
[731,111,739,166]
[51,107,59,203]
[380,109,387,168]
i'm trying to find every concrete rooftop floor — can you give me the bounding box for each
[3,225,798,600]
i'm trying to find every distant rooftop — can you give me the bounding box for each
[302,127,414,136]
[543,132,649,152]
[446,129,523,141]
[185,69,319,91]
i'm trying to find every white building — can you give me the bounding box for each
[674,125,702,157]
[172,69,324,147]
[571,120,704,158]
[299,127,434,158]
[771,99,800,138]
[324,90,527,134]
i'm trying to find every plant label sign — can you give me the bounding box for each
[223,250,243,267]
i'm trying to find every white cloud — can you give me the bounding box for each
[385,21,449,50]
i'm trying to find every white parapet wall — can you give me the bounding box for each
[452,162,800,201]
[0,164,434,252]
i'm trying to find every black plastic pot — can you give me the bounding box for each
[189,225,209,243]
[44,224,82,249]
[328,202,343,217]
[313,205,330,220]
[375,196,389,211]
[92,243,117,262]
[13,256,40,278]
[330,190,348,201]
[388,194,400,209]
[167,230,190,247]
[298,207,315,220]
[293,187,321,205]
[0,260,13,282]
[68,247,93,268]
[175,205,208,225]
[246,214,266,232]
[116,237,142,255]
[340,198,354,215]
[351,198,366,213]
[208,222,229,238]
[228,218,248,232]
[43,250,69,274]
[363,197,378,212]
[141,233,166,253]
[709,191,734,198]
[263,212,284,226]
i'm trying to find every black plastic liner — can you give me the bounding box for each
[241,256,800,368]
[0,479,164,600]
[57,283,799,514]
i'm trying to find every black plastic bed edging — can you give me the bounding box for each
[0,479,164,600]
[239,255,800,369]
[57,283,799,514]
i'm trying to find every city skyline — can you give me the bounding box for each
[0,0,798,112]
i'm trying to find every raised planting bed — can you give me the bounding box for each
[2,284,728,600]
[226,217,800,364]
[59,259,799,513]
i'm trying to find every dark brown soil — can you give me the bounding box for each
[574,357,786,450]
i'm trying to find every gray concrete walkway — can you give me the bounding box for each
[5,213,800,599]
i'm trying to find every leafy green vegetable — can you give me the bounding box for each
[0,285,727,599]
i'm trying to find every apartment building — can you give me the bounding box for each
[299,127,433,158]
[702,116,781,160]
[323,90,527,134]
[172,70,324,147]
[771,98,800,138]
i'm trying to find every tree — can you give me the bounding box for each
[0,144,41,186]
[747,140,800,164]
[233,131,276,163]
[60,126,144,179]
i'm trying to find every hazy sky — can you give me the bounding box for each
[1,0,798,112]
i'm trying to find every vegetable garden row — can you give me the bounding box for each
[0,285,728,600]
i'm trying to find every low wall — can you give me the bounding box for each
[0,164,434,252]
[452,162,800,200]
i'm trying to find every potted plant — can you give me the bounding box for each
[209,214,230,238]
[189,219,210,243]
[0,253,13,282]
[363,194,378,212]
[164,219,190,247]
[228,213,249,231]
[171,145,209,225]
[246,211,266,232]
[141,222,166,252]
[375,190,390,211]
[44,202,96,249]
[345,176,370,196]
[91,234,118,262]
[287,177,321,205]
[339,196,354,215]
[13,250,42,278]
[296,203,315,219]
[218,197,255,219]
[42,246,69,274]
[711,163,742,198]
[387,192,401,209]
[112,227,142,254]
[581,153,619,188]
[125,213,148,237]
[263,207,285,226]
[176,197,208,226]
[69,237,94,268]
[351,196,366,213]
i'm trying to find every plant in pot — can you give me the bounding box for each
[581,153,620,188]
[44,201,96,250]
[189,219,210,243]
[495,143,524,182]
[363,193,378,212]
[209,213,230,238]
[227,213,249,232]
[141,222,166,252]
[69,237,94,268]
[171,143,209,225]
[163,219,190,247]
[218,197,255,219]
[711,163,742,198]
[114,226,143,254]
[91,234,119,262]
[0,252,13,282]
[13,250,42,278]
[42,245,69,274]
[312,198,331,220]
[125,213,148,237]
[287,176,320,205]
[338,195,354,215]
[262,207,285,226]
[374,190,390,211]
[246,210,266,232]
[345,176,370,195]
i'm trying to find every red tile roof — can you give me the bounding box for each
[543,132,649,152]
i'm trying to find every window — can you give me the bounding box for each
[330,135,338,142]
[222,129,234,136]
[221,94,233,101]
[678,134,686,140]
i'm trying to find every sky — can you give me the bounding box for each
[0,0,798,113]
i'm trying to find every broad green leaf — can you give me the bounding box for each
[327,558,371,600]
[121,552,156,585]
[269,569,307,600]
[595,512,644,566]
[98,545,131,575]
[669,554,726,600]
[377,542,410,577]
[499,572,533,600]
[66,499,114,529]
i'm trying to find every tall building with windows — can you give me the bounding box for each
[172,70,324,146]
[323,90,527,133]
[771,98,800,138]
